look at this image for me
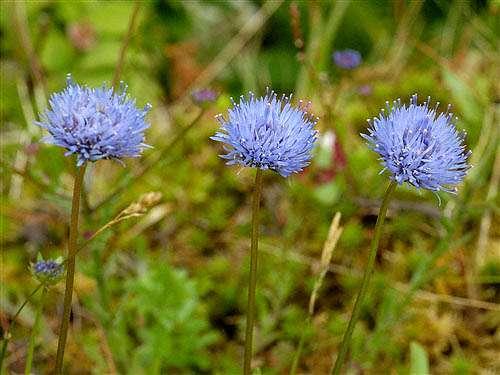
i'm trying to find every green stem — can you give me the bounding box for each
[0,284,43,373]
[332,181,397,374]
[55,164,86,374]
[243,169,263,375]
[289,317,310,375]
[24,287,47,375]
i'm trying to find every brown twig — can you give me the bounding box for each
[289,2,304,54]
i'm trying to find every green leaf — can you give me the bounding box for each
[442,69,483,140]
[410,341,430,375]
[313,181,341,206]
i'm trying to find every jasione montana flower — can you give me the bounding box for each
[31,257,64,285]
[211,90,318,177]
[37,74,151,166]
[362,95,471,193]
[192,88,218,105]
[332,49,362,69]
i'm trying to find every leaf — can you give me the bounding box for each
[313,181,341,206]
[442,69,483,140]
[410,341,430,375]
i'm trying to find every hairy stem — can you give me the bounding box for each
[332,181,397,374]
[244,169,263,375]
[24,287,47,375]
[55,164,86,374]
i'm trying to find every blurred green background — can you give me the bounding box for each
[1,0,499,373]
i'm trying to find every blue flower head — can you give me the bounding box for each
[37,75,151,166]
[31,257,65,285]
[211,90,318,177]
[362,95,471,193]
[332,49,362,69]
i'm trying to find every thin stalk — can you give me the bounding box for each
[24,287,47,375]
[12,1,46,93]
[112,1,141,89]
[289,316,310,375]
[243,169,263,375]
[332,181,397,374]
[55,164,87,374]
[0,284,43,372]
[291,213,343,375]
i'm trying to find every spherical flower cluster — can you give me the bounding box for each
[332,49,362,69]
[31,258,65,285]
[192,89,218,105]
[37,75,151,166]
[362,95,471,193]
[211,90,318,177]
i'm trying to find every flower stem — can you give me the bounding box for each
[24,287,47,375]
[332,180,397,374]
[55,164,86,374]
[244,169,263,375]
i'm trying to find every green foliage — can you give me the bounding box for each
[451,355,474,375]
[107,261,219,373]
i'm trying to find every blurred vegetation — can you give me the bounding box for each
[1,0,499,374]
